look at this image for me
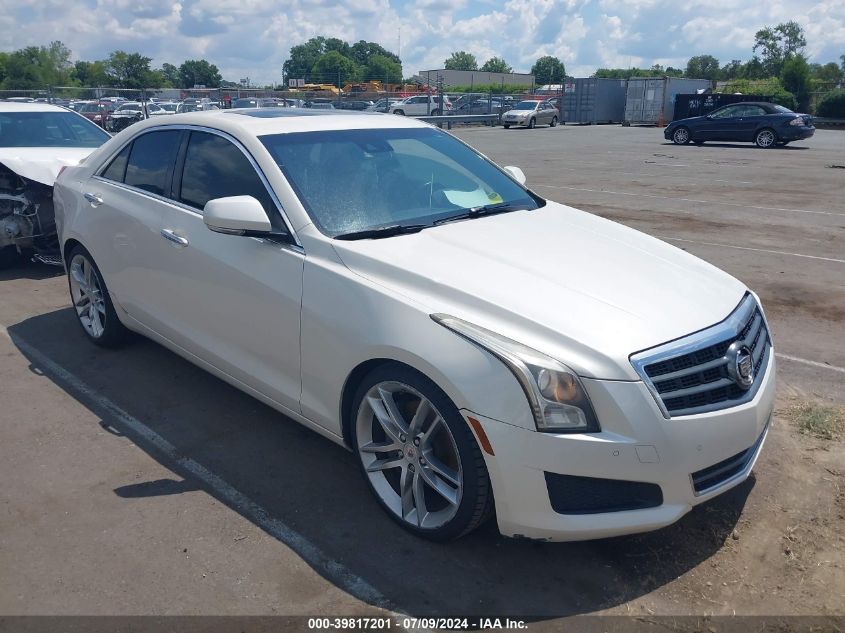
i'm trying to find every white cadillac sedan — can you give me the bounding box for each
[54,109,775,542]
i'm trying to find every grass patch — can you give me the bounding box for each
[787,401,844,440]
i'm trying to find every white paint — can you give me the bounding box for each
[0,324,394,612]
[660,236,845,264]
[533,183,845,217]
[775,353,845,374]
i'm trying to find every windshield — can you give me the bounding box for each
[0,111,110,148]
[512,101,538,110]
[260,127,540,236]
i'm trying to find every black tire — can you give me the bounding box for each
[350,362,494,541]
[431,109,441,116]
[503,124,510,129]
[393,109,405,116]
[755,128,777,148]
[672,126,691,145]
[0,246,21,269]
[549,116,558,127]
[66,244,128,348]
[527,117,535,129]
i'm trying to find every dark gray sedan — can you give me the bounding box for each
[664,102,814,148]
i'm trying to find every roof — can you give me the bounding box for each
[0,101,70,113]
[121,107,430,138]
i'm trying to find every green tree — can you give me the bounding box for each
[311,51,360,84]
[720,59,743,80]
[816,89,845,117]
[159,62,180,87]
[285,37,330,80]
[781,55,812,110]
[179,59,221,87]
[753,21,806,76]
[742,56,766,79]
[104,50,156,88]
[444,51,478,71]
[351,40,400,67]
[531,55,566,84]
[1,42,74,88]
[809,62,843,84]
[364,54,402,83]
[685,54,720,79]
[480,57,512,73]
[72,60,109,86]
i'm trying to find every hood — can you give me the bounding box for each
[332,202,746,380]
[670,115,706,126]
[0,147,96,186]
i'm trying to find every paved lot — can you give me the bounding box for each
[0,124,843,624]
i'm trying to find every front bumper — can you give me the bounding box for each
[464,351,776,541]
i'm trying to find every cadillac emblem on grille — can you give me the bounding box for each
[727,341,755,389]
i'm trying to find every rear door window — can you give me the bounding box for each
[124,130,182,196]
[101,143,132,182]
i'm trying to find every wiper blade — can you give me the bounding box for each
[333,223,429,240]
[434,203,527,225]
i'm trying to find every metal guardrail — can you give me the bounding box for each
[813,117,845,127]
[415,114,500,129]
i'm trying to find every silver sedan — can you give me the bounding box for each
[501,100,559,129]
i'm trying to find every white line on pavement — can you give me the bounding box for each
[659,237,845,264]
[775,353,845,374]
[533,183,845,217]
[0,325,393,613]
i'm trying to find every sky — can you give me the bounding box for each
[2,0,844,85]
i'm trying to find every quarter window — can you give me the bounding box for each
[101,143,132,182]
[178,131,275,215]
[124,130,182,196]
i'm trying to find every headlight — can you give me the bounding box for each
[431,314,600,433]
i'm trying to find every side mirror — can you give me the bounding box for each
[203,196,273,236]
[503,165,527,186]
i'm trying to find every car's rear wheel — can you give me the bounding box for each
[67,245,127,347]
[393,109,405,116]
[672,127,691,144]
[550,116,558,127]
[431,109,441,116]
[503,124,510,129]
[527,118,535,129]
[755,128,777,148]
[351,363,493,541]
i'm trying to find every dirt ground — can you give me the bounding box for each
[0,124,843,628]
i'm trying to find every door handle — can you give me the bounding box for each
[160,229,189,247]
[83,192,103,207]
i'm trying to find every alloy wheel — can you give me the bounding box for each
[673,127,690,144]
[69,253,107,339]
[356,381,463,530]
[756,129,776,148]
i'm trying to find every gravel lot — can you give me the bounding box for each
[0,123,842,626]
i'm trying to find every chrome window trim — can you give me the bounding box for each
[629,293,767,419]
[93,123,301,248]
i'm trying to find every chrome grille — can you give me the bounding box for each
[630,294,771,417]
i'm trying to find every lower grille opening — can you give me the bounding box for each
[690,429,766,494]
[544,473,663,515]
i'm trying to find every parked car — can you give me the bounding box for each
[232,98,287,109]
[449,97,511,116]
[77,101,116,127]
[389,95,451,116]
[335,100,374,111]
[157,102,179,114]
[177,101,220,113]
[308,102,335,110]
[55,109,775,542]
[0,102,110,266]
[664,102,815,148]
[366,98,401,112]
[501,100,559,129]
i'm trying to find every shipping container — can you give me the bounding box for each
[560,78,627,124]
[623,78,711,125]
[673,93,773,120]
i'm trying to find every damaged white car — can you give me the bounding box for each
[0,102,109,267]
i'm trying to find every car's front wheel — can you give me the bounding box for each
[67,245,128,347]
[503,124,510,129]
[755,128,777,148]
[527,117,535,129]
[431,109,441,116]
[672,127,691,144]
[351,363,493,541]
[550,116,558,127]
